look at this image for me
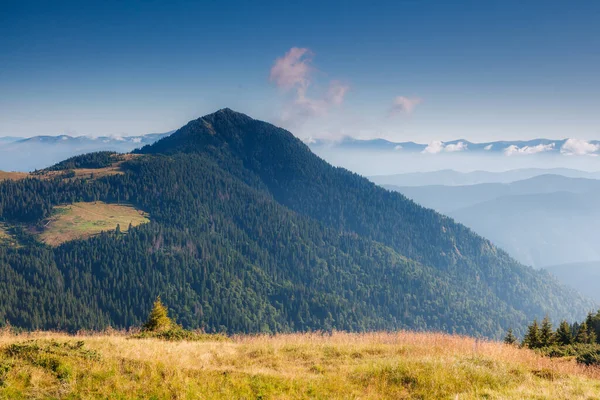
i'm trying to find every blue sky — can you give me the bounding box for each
[1,0,599,141]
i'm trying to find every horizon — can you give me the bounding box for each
[2,0,599,143]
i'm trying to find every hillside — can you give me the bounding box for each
[0,331,598,399]
[0,109,594,337]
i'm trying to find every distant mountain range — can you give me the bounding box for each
[384,174,600,268]
[371,168,600,187]
[309,137,600,156]
[3,133,599,172]
[0,133,171,171]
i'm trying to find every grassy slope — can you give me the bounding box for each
[0,332,598,399]
[0,171,28,181]
[39,202,149,246]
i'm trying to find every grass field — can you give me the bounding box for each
[0,171,28,181]
[0,331,598,399]
[39,201,149,246]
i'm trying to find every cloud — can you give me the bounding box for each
[422,141,445,154]
[270,48,349,125]
[484,144,493,150]
[560,138,600,156]
[422,141,467,154]
[390,96,422,116]
[131,137,142,143]
[504,143,555,156]
[269,47,313,90]
[445,142,468,152]
[394,144,403,151]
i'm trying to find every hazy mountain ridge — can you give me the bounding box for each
[0,132,171,172]
[384,174,600,268]
[371,168,600,187]
[309,137,600,156]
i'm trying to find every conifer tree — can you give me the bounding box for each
[555,320,573,346]
[115,223,121,235]
[575,321,592,344]
[142,296,174,332]
[540,316,554,347]
[503,328,518,345]
[523,319,542,349]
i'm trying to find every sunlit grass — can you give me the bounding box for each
[39,201,149,246]
[0,330,599,399]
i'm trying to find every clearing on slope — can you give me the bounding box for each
[0,171,28,181]
[38,201,149,246]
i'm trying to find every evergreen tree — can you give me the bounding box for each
[142,296,174,332]
[555,320,573,346]
[540,316,554,347]
[503,328,518,345]
[115,224,121,235]
[575,321,593,344]
[523,319,542,349]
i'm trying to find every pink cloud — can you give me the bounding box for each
[390,96,422,115]
[270,48,349,124]
[269,47,313,90]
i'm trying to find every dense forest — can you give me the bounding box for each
[0,109,594,337]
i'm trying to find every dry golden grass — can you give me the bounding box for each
[38,201,149,246]
[0,330,598,399]
[0,171,29,181]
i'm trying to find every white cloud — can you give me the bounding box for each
[131,137,142,143]
[422,141,445,154]
[422,141,467,154]
[394,145,403,151]
[445,141,468,152]
[270,48,349,124]
[484,144,493,150]
[504,143,555,156]
[560,138,600,156]
[390,96,422,116]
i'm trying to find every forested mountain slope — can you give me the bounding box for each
[0,109,594,337]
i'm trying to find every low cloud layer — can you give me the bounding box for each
[422,141,468,154]
[560,138,600,156]
[504,143,555,156]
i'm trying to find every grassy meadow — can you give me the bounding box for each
[0,330,599,399]
[39,202,149,246]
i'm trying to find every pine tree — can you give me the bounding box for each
[142,296,174,332]
[503,328,518,345]
[115,224,121,235]
[575,321,591,344]
[555,320,573,346]
[523,319,542,349]
[540,316,554,347]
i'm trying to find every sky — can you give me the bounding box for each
[1,0,600,142]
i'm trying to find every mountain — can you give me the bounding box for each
[545,262,600,302]
[310,137,600,155]
[0,132,171,172]
[371,169,600,187]
[385,175,600,267]
[0,109,594,337]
